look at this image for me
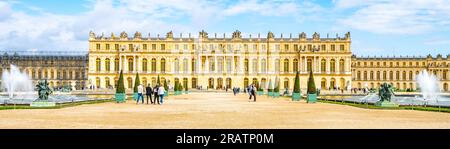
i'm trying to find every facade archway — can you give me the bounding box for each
[330,78,336,89]
[226,78,232,89]
[217,78,223,89]
[208,78,214,89]
[444,83,448,92]
[321,78,326,89]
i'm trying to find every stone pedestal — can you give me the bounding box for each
[375,101,399,108]
[307,93,317,103]
[30,101,56,107]
[292,93,301,101]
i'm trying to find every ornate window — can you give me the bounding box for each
[96,58,101,71]
[252,59,258,73]
[105,58,110,72]
[321,59,326,72]
[142,58,148,72]
[244,59,249,73]
[151,58,156,72]
[183,59,188,73]
[283,59,289,73]
[114,58,119,71]
[128,58,134,71]
[105,77,110,88]
[261,59,267,73]
[339,59,345,73]
[174,58,180,73]
[307,59,312,72]
[330,59,336,72]
[293,59,298,72]
[275,59,280,72]
[161,58,166,73]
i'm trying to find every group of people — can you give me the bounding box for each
[136,84,166,105]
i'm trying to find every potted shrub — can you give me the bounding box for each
[174,82,179,95]
[115,70,126,103]
[178,82,183,95]
[132,73,140,101]
[306,70,317,103]
[164,79,169,97]
[267,79,273,97]
[257,81,263,95]
[184,82,189,94]
[292,71,301,101]
[273,77,280,98]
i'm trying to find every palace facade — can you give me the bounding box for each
[352,54,449,92]
[0,52,88,90]
[87,30,352,91]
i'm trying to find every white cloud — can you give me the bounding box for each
[335,0,450,34]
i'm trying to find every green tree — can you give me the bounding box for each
[267,79,273,92]
[133,73,140,93]
[274,77,280,93]
[157,75,161,85]
[293,71,300,93]
[116,70,125,93]
[164,79,168,91]
[307,70,316,94]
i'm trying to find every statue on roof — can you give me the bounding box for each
[166,31,173,39]
[89,31,95,39]
[199,30,208,38]
[312,32,320,40]
[232,30,242,39]
[300,32,306,39]
[134,31,142,39]
[111,32,116,39]
[345,31,351,39]
[120,31,128,38]
[267,31,274,39]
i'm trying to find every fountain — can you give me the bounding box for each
[1,64,34,99]
[0,65,110,106]
[416,70,440,102]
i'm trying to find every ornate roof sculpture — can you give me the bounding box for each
[111,32,116,39]
[166,31,174,39]
[267,31,274,39]
[232,30,242,39]
[345,32,351,40]
[312,32,320,40]
[120,31,128,39]
[134,31,142,39]
[199,30,208,39]
[299,32,306,39]
[89,31,95,40]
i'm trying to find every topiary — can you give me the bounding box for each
[116,70,125,93]
[293,71,300,93]
[133,73,140,93]
[307,70,316,94]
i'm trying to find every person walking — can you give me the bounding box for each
[158,85,165,104]
[248,84,253,101]
[136,84,144,104]
[145,84,153,104]
[251,84,257,102]
[153,85,160,105]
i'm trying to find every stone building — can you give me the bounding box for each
[87,30,352,91]
[352,54,449,91]
[0,51,88,90]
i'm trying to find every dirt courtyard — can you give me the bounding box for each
[1,93,450,128]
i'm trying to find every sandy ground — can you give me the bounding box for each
[0,93,450,129]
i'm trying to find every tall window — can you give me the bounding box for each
[321,44,326,51]
[226,58,232,73]
[151,58,156,72]
[364,71,367,80]
[357,71,361,80]
[219,58,224,73]
[209,57,215,72]
[293,59,298,72]
[275,59,280,72]
[96,44,100,50]
[152,44,156,50]
[183,59,188,73]
[330,59,336,72]
[409,71,413,80]
[114,58,119,71]
[128,44,133,51]
[402,71,407,81]
[96,58,101,71]
[340,45,345,51]
[244,59,249,73]
[161,58,166,73]
[331,45,335,51]
[143,44,147,50]
[261,59,266,73]
[174,58,180,73]
[105,77,110,88]
[383,71,387,80]
[128,58,134,71]
[283,59,289,72]
[142,58,148,72]
[192,59,196,73]
[321,59,326,72]
[106,44,110,50]
[307,59,312,72]
[115,44,119,51]
[390,71,393,80]
[252,59,257,73]
[161,44,165,50]
[105,58,110,72]
[339,59,345,73]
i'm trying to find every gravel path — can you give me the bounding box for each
[0,93,449,128]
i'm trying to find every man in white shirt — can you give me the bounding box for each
[158,85,165,104]
[137,84,144,104]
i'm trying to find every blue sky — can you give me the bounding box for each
[0,0,449,56]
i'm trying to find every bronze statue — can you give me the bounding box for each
[35,80,53,101]
[378,83,394,102]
